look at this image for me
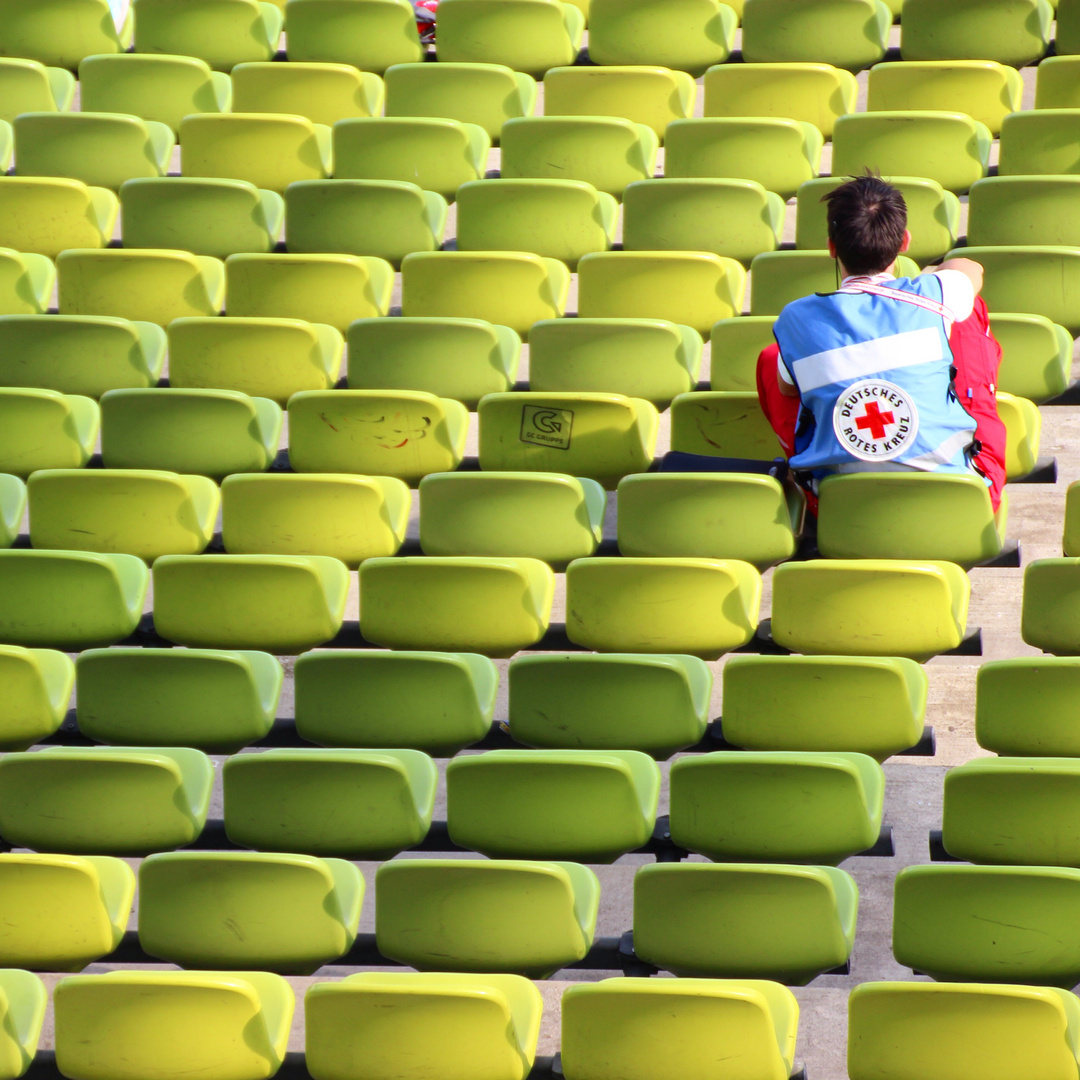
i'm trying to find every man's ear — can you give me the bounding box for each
[899,229,912,253]
[827,238,837,258]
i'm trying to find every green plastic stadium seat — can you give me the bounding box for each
[226,253,394,332]
[477,392,658,488]
[0,746,212,855]
[0,970,44,1080]
[796,177,960,264]
[28,469,218,560]
[664,118,822,201]
[1060,0,1080,55]
[78,54,231,133]
[999,110,1080,175]
[284,0,424,73]
[622,178,784,266]
[0,249,55,317]
[561,978,799,1080]
[992,313,1074,403]
[741,0,890,70]
[831,111,992,194]
[288,389,468,484]
[543,65,694,140]
[671,750,885,863]
[360,556,554,656]
[0,178,115,259]
[101,388,281,477]
[132,0,283,71]
[709,315,777,391]
[969,176,1080,248]
[0,644,73,750]
[499,116,658,199]
[224,748,436,858]
[57,249,225,325]
[1021,559,1080,655]
[152,553,349,654]
[635,862,857,983]
[168,316,341,404]
[577,252,746,337]
[0,389,98,476]
[284,179,447,268]
[376,858,599,977]
[54,971,293,1080]
[899,0,1052,66]
[446,749,660,861]
[669,391,783,459]
[419,472,604,564]
[294,650,499,754]
[703,62,856,138]
[528,318,701,408]
[1068,485,1080,556]
[997,390,1043,480]
[0,58,75,122]
[76,647,282,752]
[14,112,172,191]
[0,474,23,550]
[232,61,384,126]
[0,853,134,970]
[386,62,535,141]
[565,557,762,658]
[305,972,542,1080]
[847,983,1080,1080]
[978,658,1080,756]
[1035,55,1080,108]
[333,117,490,201]
[723,654,927,760]
[0,0,132,70]
[347,317,520,408]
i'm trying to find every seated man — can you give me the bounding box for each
[757,174,1006,510]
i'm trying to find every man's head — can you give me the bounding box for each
[824,174,910,276]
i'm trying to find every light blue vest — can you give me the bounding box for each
[775,275,977,473]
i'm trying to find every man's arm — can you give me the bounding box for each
[927,256,983,295]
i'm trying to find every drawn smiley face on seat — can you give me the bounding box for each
[355,409,433,450]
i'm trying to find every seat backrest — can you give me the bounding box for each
[232,62,375,125]
[385,61,526,136]
[283,0,423,70]
[991,311,1072,402]
[741,0,889,70]
[670,390,781,459]
[14,112,156,182]
[0,58,62,122]
[0,0,125,69]
[78,54,221,129]
[0,177,101,254]
[999,109,1080,176]
[898,0,1051,66]
[133,0,274,62]
[1034,55,1080,109]
[0,646,56,726]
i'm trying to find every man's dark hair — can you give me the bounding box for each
[823,174,908,276]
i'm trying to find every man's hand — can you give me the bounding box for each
[926,256,984,295]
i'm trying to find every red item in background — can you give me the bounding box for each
[415,0,438,42]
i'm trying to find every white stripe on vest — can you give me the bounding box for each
[792,327,944,393]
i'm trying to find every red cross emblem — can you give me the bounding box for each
[855,400,895,440]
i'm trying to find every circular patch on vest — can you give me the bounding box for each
[832,379,920,462]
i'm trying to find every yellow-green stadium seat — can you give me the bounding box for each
[0,970,44,1080]
[499,116,658,199]
[132,0,283,71]
[152,553,349,653]
[0,746,212,855]
[622,178,784,266]
[999,109,1080,175]
[899,0,1052,65]
[831,111,992,194]
[332,117,490,201]
[77,53,231,133]
[703,61,856,138]
[100,388,281,477]
[635,862,857,983]
[294,650,498,754]
[284,179,447,268]
[709,315,776,391]
[167,316,342,404]
[446,749,661,861]
[577,252,746,337]
[741,0,890,70]
[13,112,173,191]
[0,644,73,750]
[1068,484,1080,556]
[772,559,970,660]
[1060,0,1080,55]
[376,858,599,977]
[434,0,584,78]
[565,556,762,658]
[977,658,1080,755]
[0,853,134,970]
[0,178,115,259]
[664,117,822,201]
[232,61,384,126]
[54,971,293,1080]
[0,389,98,476]
[847,983,1080,1080]
[997,389,1043,480]
[0,249,55,317]
[0,0,132,70]
[723,654,928,760]
[543,65,694,140]
[347,317,521,408]
[359,556,554,655]
[57,249,225,325]
[894,864,1080,986]
[796,176,960,264]
[284,0,424,73]
[0,58,75,122]
[528,318,702,408]
[76,647,282,752]
[386,62,535,141]
[1022,559,1080,655]
[0,474,23,550]
[561,978,799,1080]
[223,474,408,565]
[224,748,436,858]
[1035,55,1080,108]
[992,312,1074,403]
[669,391,783,459]
[225,252,394,332]
[28,469,218,560]
[968,176,1080,248]
[670,750,885,863]
[419,472,604,565]
[305,972,542,1080]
